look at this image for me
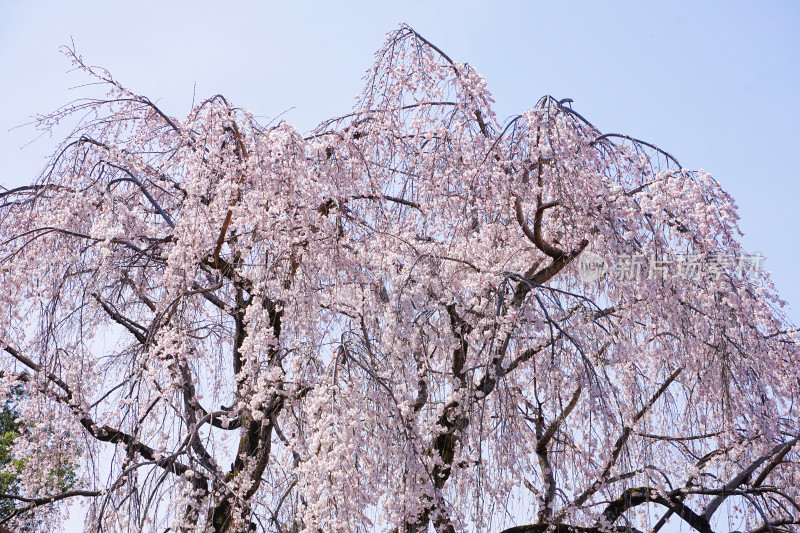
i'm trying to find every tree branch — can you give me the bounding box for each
[565,367,682,514]
[703,437,799,521]
[599,487,713,533]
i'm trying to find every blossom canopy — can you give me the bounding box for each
[0,25,798,533]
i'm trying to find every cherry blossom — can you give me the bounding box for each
[0,25,797,533]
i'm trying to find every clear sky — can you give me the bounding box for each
[1,2,799,529]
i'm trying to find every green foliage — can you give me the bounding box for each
[0,391,22,520]
[0,388,79,522]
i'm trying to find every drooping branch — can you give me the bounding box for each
[591,133,682,170]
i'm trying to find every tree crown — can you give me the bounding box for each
[0,25,797,533]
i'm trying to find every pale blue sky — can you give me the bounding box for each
[2,0,798,321]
